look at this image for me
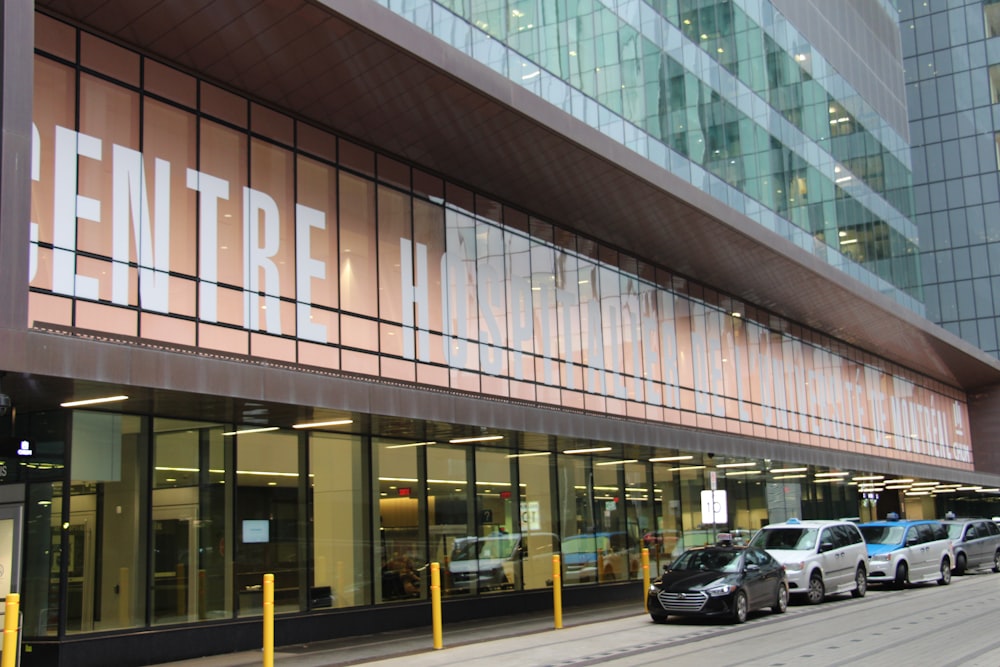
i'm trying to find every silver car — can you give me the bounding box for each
[942,519,1000,574]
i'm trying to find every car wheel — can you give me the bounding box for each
[805,573,825,604]
[993,550,1000,573]
[851,565,867,598]
[954,553,967,576]
[650,614,669,624]
[773,583,788,614]
[732,590,748,624]
[938,558,952,585]
[894,561,909,589]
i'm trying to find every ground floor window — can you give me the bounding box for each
[18,403,955,640]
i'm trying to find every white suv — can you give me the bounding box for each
[749,519,868,604]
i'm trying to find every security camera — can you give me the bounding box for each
[0,394,9,417]
[707,452,715,459]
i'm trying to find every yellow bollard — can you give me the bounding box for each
[263,574,274,667]
[642,548,650,613]
[2,593,19,667]
[552,554,562,629]
[431,562,443,649]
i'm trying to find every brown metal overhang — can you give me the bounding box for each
[32,0,1000,391]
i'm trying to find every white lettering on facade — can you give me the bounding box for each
[29,123,974,464]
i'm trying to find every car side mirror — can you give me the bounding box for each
[745,563,760,572]
[819,541,835,553]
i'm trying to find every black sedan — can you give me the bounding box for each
[647,545,788,624]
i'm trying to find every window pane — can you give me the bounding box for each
[152,418,229,625]
[235,430,301,615]
[374,439,424,603]
[67,413,147,633]
[310,432,369,609]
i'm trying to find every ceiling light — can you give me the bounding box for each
[853,475,884,481]
[649,455,693,462]
[717,462,756,468]
[564,447,612,454]
[506,452,552,459]
[221,426,279,436]
[815,471,850,477]
[60,395,129,408]
[771,467,807,473]
[292,419,353,429]
[772,474,806,480]
[595,459,639,466]
[386,441,436,449]
[449,435,504,444]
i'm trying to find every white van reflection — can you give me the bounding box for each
[447,531,558,593]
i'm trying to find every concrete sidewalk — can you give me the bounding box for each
[154,600,644,667]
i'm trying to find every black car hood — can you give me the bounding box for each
[656,570,736,591]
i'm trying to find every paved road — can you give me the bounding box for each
[356,573,1000,667]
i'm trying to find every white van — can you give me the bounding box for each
[749,519,868,604]
[859,519,954,587]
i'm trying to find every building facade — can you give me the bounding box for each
[901,0,1000,360]
[0,1,999,666]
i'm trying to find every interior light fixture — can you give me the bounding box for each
[505,452,552,459]
[386,441,436,449]
[60,395,129,408]
[649,455,694,462]
[813,477,845,484]
[717,462,756,468]
[563,447,612,454]
[449,435,504,444]
[595,459,639,466]
[771,467,808,473]
[814,471,850,477]
[292,419,353,429]
[772,474,807,480]
[221,426,280,436]
[724,470,760,476]
[853,475,885,481]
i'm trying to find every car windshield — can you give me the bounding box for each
[671,549,742,573]
[450,535,518,561]
[750,527,817,550]
[859,525,905,545]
